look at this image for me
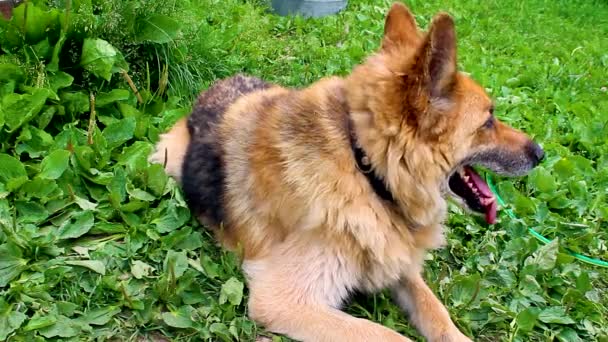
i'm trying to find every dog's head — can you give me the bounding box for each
[346,3,543,225]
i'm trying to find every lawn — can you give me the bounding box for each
[0,0,607,341]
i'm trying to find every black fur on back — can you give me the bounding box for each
[181,74,271,228]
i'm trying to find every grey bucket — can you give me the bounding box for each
[270,0,348,18]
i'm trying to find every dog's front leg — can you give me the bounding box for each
[391,273,472,342]
[244,236,413,342]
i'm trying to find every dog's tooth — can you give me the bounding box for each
[480,197,495,206]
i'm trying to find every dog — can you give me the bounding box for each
[149,3,544,341]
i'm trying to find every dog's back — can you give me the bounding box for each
[149,75,271,228]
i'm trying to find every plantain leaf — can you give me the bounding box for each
[135,15,181,44]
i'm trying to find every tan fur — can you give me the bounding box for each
[151,3,541,341]
[148,118,189,182]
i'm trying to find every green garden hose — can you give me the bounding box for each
[485,175,608,268]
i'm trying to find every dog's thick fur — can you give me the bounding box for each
[150,4,543,341]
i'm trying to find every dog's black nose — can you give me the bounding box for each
[526,141,544,165]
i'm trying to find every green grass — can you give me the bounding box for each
[0,0,607,341]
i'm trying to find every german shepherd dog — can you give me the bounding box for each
[150,3,544,341]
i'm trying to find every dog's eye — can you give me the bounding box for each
[482,116,495,129]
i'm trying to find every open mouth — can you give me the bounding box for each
[448,166,497,224]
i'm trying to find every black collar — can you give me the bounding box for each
[348,120,395,203]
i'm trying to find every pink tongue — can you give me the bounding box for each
[464,166,497,224]
[485,199,497,224]
[464,166,493,197]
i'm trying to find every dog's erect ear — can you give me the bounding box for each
[407,13,458,137]
[382,3,420,50]
[419,13,457,100]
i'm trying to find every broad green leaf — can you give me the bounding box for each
[79,306,120,325]
[23,313,57,331]
[528,167,557,193]
[49,71,74,92]
[152,204,190,233]
[0,303,26,341]
[210,322,232,341]
[54,302,77,317]
[527,239,559,272]
[90,222,125,234]
[15,201,48,223]
[57,211,95,240]
[518,275,545,304]
[553,158,575,180]
[0,154,27,186]
[103,117,136,150]
[75,196,97,210]
[0,63,25,82]
[516,307,539,332]
[569,155,593,173]
[60,91,89,114]
[219,277,244,306]
[108,167,127,205]
[494,267,516,287]
[39,149,71,180]
[121,200,148,213]
[80,39,127,81]
[538,306,575,324]
[0,243,27,287]
[136,15,181,44]
[75,146,98,172]
[2,88,51,133]
[147,163,169,196]
[199,254,220,279]
[65,260,106,275]
[117,141,152,173]
[557,327,583,342]
[32,38,52,60]
[96,89,130,107]
[575,272,592,293]
[127,187,156,202]
[15,125,54,158]
[497,181,536,215]
[134,115,150,139]
[12,3,52,43]
[117,103,141,119]
[38,315,85,338]
[161,306,194,329]
[449,274,481,307]
[174,231,203,251]
[19,178,58,199]
[163,250,188,280]
[131,260,154,279]
[0,200,10,227]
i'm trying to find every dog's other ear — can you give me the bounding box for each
[382,3,420,50]
[407,13,458,137]
[418,13,457,100]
